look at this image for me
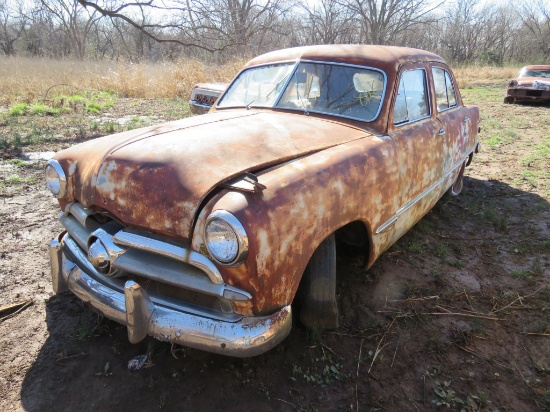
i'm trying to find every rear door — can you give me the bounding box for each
[431,64,468,175]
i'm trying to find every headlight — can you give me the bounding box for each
[45,159,67,198]
[205,210,248,266]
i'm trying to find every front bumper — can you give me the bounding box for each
[48,235,292,357]
[506,88,550,102]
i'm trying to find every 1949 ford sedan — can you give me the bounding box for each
[46,45,480,357]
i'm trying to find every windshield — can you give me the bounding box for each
[217,63,295,108]
[217,61,386,122]
[519,68,550,78]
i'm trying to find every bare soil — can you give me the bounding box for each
[0,89,549,411]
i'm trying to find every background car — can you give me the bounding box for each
[189,83,226,114]
[504,65,550,104]
[46,45,480,356]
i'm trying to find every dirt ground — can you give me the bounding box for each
[0,88,549,411]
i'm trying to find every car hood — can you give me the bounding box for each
[516,77,550,88]
[55,110,370,240]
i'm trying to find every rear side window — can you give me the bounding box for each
[394,69,430,125]
[432,67,457,112]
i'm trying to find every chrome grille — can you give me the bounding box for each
[59,202,251,322]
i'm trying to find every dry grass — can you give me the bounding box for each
[453,65,521,88]
[0,57,523,105]
[0,57,247,105]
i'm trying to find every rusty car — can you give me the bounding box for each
[504,65,550,104]
[189,82,227,114]
[45,45,480,357]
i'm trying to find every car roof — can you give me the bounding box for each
[243,45,447,70]
[521,65,550,70]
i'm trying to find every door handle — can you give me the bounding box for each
[438,128,446,136]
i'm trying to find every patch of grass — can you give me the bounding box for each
[7,159,29,168]
[30,103,60,116]
[9,103,28,116]
[511,269,531,280]
[86,102,101,114]
[481,206,508,231]
[484,135,504,148]
[103,121,119,134]
[511,258,543,281]
[502,129,519,139]
[7,176,23,183]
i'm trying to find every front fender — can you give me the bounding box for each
[192,137,400,316]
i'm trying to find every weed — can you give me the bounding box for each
[73,325,94,342]
[407,238,425,254]
[530,257,544,277]
[111,341,122,355]
[146,375,157,390]
[306,325,325,344]
[448,259,465,269]
[433,242,448,258]
[432,380,465,408]
[542,240,550,249]
[158,392,167,409]
[291,352,345,386]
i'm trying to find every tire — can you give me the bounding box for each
[504,96,514,104]
[446,161,465,197]
[299,233,339,330]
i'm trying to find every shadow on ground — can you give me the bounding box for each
[21,177,550,411]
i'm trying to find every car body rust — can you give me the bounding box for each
[46,45,480,355]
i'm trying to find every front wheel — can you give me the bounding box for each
[299,233,339,330]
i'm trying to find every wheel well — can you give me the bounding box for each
[334,220,370,262]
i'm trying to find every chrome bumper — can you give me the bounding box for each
[48,236,292,357]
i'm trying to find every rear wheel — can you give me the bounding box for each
[447,161,465,197]
[299,233,339,330]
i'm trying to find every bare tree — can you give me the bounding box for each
[300,0,355,44]
[341,0,442,45]
[39,0,101,58]
[521,0,550,59]
[76,0,291,56]
[0,0,28,55]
